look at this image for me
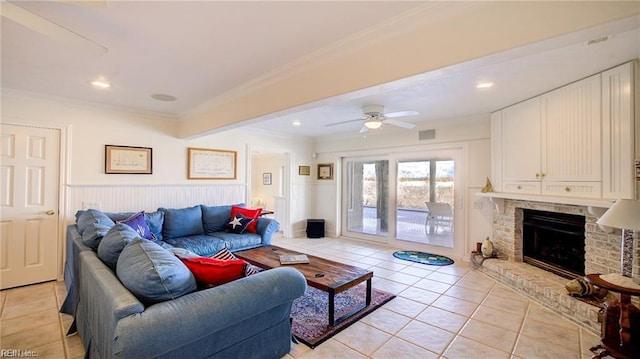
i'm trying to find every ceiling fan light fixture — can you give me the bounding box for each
[364,118,383,129]
[90,78,111,89]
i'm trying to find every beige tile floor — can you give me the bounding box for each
[0,236,600,358]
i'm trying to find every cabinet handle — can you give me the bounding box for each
[517,185,522,190]
[541,173,546,179]
[535,173,540,179]
[564,187,571,192]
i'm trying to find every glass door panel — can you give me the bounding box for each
[344,159,389,240]
[396,159,454,248]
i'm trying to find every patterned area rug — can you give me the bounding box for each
[393,250,454,266]
[291,283,395,348]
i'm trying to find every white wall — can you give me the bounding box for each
[1,92,316,232]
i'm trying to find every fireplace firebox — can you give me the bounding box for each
[522,209,586,279]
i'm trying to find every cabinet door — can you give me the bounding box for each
[501,97,541,182]
[601,62,634,199]
[541,74,601,182]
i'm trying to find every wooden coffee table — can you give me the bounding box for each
[235,245,373,326]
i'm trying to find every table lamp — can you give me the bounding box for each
[596,199,640,281]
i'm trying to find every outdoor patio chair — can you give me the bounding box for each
[424,202,453,232]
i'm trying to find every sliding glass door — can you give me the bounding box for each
[342,148,463,256]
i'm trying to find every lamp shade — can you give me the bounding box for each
[596,199,640,230]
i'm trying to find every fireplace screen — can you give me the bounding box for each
[522,210,586,279]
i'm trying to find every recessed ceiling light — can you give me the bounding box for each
[90,78,111,89]
[151,93,177,102]
[476,82,494,89]
[292,120,301,126]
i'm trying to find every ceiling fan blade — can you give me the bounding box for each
[1,1,108,56]
[325,118,364,127]
[384,110,419,118]
[385,119,416,129]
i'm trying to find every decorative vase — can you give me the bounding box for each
[481,237,493,258]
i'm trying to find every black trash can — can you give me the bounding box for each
[306,219,325,238]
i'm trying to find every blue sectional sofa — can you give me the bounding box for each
[61,204,306,359]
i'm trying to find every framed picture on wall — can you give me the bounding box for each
[298,165,310,176]
[317,163,333,180]
[187,147,237,179]
[105,145,152,174]
[263,172,272,185]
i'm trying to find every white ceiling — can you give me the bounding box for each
[2,1,639,139]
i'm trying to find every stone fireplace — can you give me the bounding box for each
[479,198,637,333]
[492,199,626,276]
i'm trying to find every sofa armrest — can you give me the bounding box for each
[255,217,280,245]
[113,267,306,358]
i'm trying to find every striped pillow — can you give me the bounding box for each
[211,247,237,261]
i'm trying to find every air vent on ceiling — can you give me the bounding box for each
[585,36,610,46]
[419,129,435,141]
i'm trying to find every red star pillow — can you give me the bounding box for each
[230,206,262,233]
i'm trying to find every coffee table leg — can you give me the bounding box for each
[366,278,372,306]
[329,289,335,326]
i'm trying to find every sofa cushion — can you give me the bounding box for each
[97,223,140,271]
[159,205,204,239]
[225,213,254,234]
[179,256,245,287]
[162,235,226,257]
[117,238,196,304]
[208,232,262,251]
[145,211,164,241]
[118,211,156,240]
[201,204,233,234]
[230,206,261,233]
[76,209,116,250]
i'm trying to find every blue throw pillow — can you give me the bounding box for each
[159,205,204,240]
[117,238,197,304]
[118,211,155,240]
[225,213,253,234]
[77,209,115,250]
[97,223,140,271]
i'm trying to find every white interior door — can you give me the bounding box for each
[0,124,60,289]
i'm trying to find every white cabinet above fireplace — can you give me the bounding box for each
[491,61,636,202]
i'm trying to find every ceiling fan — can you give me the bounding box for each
[0,0,108,55]
[325,104,418,133]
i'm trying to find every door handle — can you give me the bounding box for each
[40,210,56,215]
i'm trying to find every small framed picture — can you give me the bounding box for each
[317,163,333,180]
[105,145,152,174]
[263,172,272,185]
[298,165,310,176]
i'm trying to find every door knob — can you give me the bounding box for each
[40,210,56,215]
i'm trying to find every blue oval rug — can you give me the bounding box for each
[393,250,454,266]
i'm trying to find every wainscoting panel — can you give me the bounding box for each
[66,184,246,220]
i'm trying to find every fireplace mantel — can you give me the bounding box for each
[477,192,613,213]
